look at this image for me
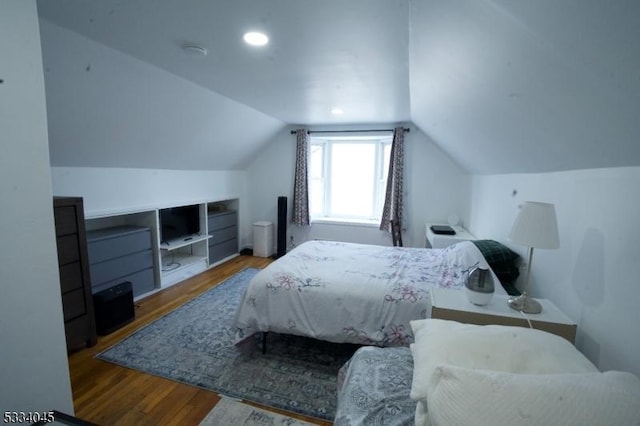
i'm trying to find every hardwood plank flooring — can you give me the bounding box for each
[67,255,332,425]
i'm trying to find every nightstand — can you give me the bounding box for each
[425,223,476,248]
[430,288,577,343]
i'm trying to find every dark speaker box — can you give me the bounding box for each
[93,281,135,335]
[277,196,287,258]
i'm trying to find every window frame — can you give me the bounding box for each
[309,133,392,225]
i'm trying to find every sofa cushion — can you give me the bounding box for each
[427,365,640,426]
[409,319,597,403]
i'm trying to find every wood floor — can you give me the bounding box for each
[67,255,332,425]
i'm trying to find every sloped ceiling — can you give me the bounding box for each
[37,0,640,173]
[410,0,640,173]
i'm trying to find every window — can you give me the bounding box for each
[309,133,392,223]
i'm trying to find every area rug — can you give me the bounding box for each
[97,268,359,421]
[199,397,317,425]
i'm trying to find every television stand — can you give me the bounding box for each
[159,234,212,287]
[159,234,211,251]
[83,199,239,295]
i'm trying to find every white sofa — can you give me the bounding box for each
[335,319,640,426]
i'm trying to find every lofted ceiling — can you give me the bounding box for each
[37,0,640,174]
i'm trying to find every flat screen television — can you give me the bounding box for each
[160,204,200,243]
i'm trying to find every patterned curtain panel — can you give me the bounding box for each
[291,128,310,226]
[379,127,406,232]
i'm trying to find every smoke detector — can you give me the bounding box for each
[181,43,208,56]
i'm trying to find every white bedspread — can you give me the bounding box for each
[232,240,503,346]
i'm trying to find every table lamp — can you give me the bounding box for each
[507,201,559,314]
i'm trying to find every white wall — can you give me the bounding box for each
[410,0,640,174]
[0,1,74,414]
[245,125,471,250]
[51,167,252,248]
[469,167,640,376]
[39,19,284,171]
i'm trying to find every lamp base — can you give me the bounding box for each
[507,292,542,314]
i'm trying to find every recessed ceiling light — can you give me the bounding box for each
[181,43,208,56]
[243,31,269,46]
[331,107,344,115]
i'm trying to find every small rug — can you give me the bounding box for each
[97,268,358,421]
[199,397,317,425]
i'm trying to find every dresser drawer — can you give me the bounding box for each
[87,227,151,264]
[208,211,237,232]
[54,205,79,236]
[64,315,93,350]
[59,262,83,294]
[90,249,153,288]
[62,288,86,321]
[208,225,237,244]
[92,267,155,298]
[209,238,238,264]
[56,234,80,266]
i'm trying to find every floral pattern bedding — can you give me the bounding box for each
[335,346,415,426]
[232,240,503,346]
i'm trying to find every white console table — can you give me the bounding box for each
[431,288,577,343]
[425,223,476,248]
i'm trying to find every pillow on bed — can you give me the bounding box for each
[409,319,598,403]
[471,240,520,285]
[471,239,519,263]
[427,365,640,426]
[442,241,497,279]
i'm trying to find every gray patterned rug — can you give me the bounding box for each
[97,268,359,421]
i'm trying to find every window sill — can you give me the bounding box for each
[310,217,381,228]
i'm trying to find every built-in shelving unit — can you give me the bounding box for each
[159,233,211,251]
[159,230,209,288]
[84,198,239,300]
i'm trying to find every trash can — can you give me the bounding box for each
[253,221,274,257]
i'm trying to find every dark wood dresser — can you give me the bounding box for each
[53,196,97,351]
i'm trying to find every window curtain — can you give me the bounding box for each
[291,128,310,226]
[380,127,406,232]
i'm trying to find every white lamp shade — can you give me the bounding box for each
[509,201,560,249]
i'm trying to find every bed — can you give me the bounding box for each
[232,239,506,347]
[335,319,640,426]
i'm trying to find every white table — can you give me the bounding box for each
[425,223,476,248]
[430,288,577,343]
